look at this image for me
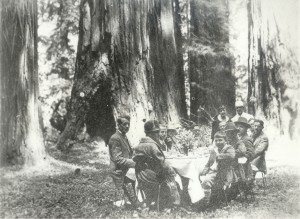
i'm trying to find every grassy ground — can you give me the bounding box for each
[1,140,300,218]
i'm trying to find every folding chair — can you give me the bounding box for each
[138,181,163,211]
[236,158,255,203]
[210,181,233,207]
[251,164,267,193]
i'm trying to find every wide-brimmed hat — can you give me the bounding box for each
[224,122,239,132]
[234,117,251,128]
[144,120,160,133]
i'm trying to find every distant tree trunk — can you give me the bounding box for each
[247,0,283,129]
[57,0,187,150]
[228,0,249,105]
[0,0,45,166]
[189,0,236,120]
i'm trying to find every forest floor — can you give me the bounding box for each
[0,136,300,219]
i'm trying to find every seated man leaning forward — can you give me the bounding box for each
[234,117,255,180]
[200,132,236,209]
[108,115,136,205]
[133,120,180,208]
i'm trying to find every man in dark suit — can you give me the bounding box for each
[234,117,255,180]
[108,115,135,205]
[251,119,269,174]
[133,120,180,209]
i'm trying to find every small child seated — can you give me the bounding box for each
[199,131,236,208]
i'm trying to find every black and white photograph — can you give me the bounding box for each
[0,0,299,218]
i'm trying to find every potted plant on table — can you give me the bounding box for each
[176,128,195,156]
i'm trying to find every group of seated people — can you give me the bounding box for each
[108,100,269,211]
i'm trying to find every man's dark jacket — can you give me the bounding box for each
[108,131,135,188]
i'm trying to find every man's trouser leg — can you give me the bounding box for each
[200,172,216,208]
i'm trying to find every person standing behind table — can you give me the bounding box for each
[231,100,254,123]
[200,132,236,209]
[247,118,255,138]
[192,125,201,148]
[211,105,230,142]
[158,124,168,151]
[108,115,136,205]
[251,119,269,175]
[165,125,181,152]
[234,117,255,181]
[219,121,227,132]
[133,120,180,208]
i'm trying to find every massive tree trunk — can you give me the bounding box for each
[57,0,187,149]
[247,0,300,137]
[189,0,236,121]
[0,0,45,166]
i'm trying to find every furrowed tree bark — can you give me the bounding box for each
[0,0,45,166]
[247,0,300,135]
[57,0,187,150]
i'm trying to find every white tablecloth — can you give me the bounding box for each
[166,155,209,203]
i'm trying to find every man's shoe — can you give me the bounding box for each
[113,199,125,207]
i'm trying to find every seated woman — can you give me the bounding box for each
[200,132,236,209]
[133,120,180,209]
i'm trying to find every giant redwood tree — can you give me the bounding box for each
[57,0,187,150]
[0,0,46,166]
[247,0,300,137]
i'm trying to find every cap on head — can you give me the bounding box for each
[224,122,239,132]
[254,119,264,128]
[193,125,200,130]
[214,131,226,140]
[234,117,251,128]
[144,120,160,133]
[235,100,244,108]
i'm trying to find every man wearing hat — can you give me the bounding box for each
[231,100,254,122]
[224,122,247,180]
[234,117,255,181]
[211,105,230,141]
[133,120,180,208]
